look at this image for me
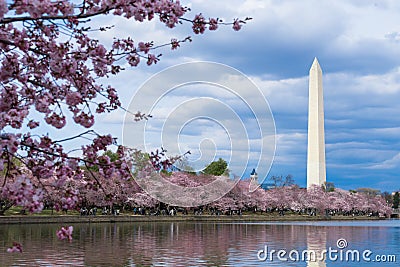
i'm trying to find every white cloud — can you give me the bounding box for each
[367,152,400,170]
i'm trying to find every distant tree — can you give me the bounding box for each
[175,156,196,175]
[393,192,399,209]
[282,174,295,187]
[322,182,335,192]
[270,174,295,188]
[103,150,120,163]
[356,188,381,196]
[84,149,121,172]
[270,175,282,188]
[202,158,229,176]
[381,191,393,206]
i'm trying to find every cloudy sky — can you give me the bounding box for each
[62,0,400,192]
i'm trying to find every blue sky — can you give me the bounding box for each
[44,0,400,192]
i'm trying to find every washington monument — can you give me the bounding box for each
[307,58,326,188]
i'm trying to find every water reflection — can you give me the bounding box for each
[307,227,326,267]
[0,220,399,266]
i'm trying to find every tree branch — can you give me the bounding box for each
[1,7,114,24]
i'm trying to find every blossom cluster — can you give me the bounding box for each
[1,174,44,212]
[6,242,23,253]
[56,226,74,241]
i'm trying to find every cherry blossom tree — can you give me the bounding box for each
[0,0,250,216]
[180,178,391,217]
[326,188,351,213]
[305,185,328,214]
[285,185,306,212]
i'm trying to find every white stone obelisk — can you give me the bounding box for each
[307,58,326,188]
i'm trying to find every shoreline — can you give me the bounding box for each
[0,214,384,224]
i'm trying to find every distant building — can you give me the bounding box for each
[250,168,275,190]
[250,168,258,181]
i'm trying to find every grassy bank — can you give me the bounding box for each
[0,207,385,224]
[0,213,383,224]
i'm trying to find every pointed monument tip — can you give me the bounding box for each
[310,57,322,72]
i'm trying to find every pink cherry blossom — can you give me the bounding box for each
[209,18,219,31]
[56,226,74,241]
[233,19,242,31]
[27,120,39,129]
[7,242,22,253]
[0,0,8,20]
[192,14,206,34]
[45,113,66,129]
[73,112,95,128]
[1,174,44,213]
[138,42,152,53]
[127,54,140,66]
[171,38,180,50]
[65,92,83,106]
[147,54,159,65]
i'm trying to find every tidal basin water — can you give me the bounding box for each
[0,220,399,266]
